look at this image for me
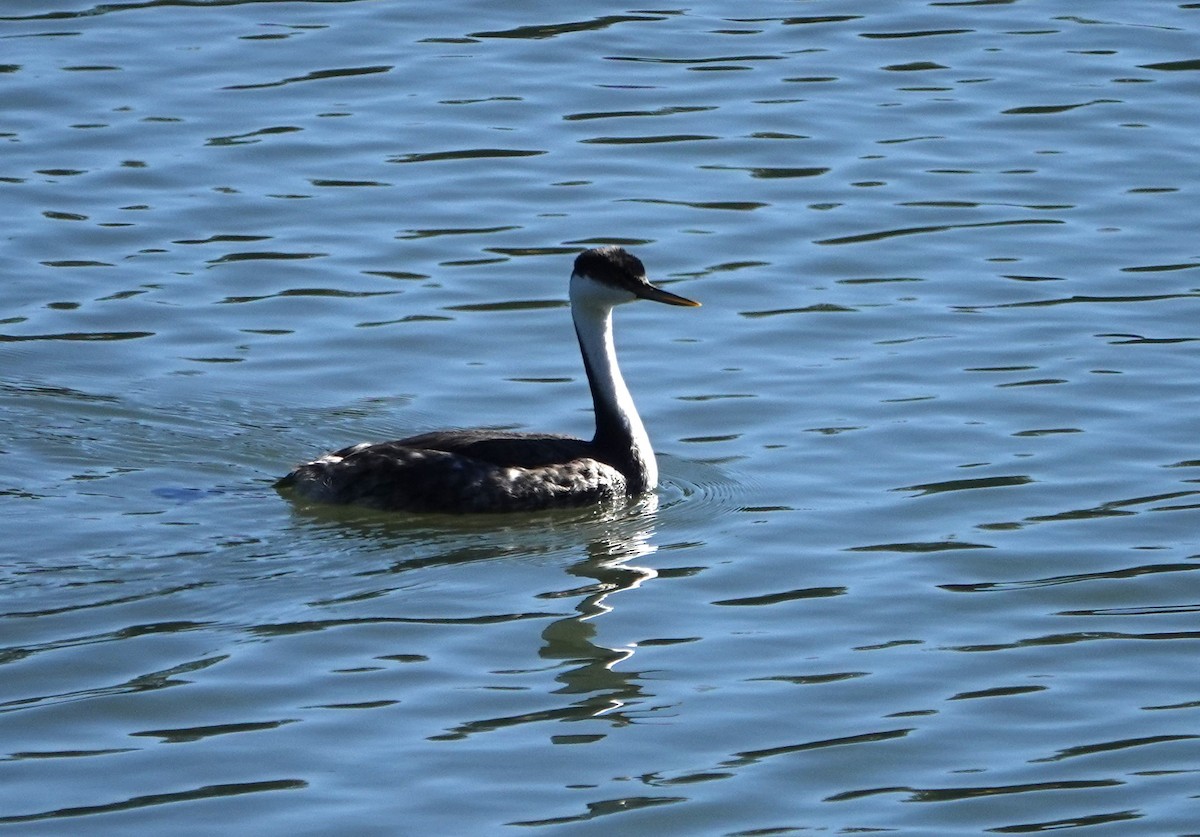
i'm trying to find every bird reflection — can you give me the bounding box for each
[538,521,658,705]
[426,497,666,740]
[281,490,673,739]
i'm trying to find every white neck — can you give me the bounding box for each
[570,272,657,492]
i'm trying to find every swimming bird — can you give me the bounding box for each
[277,246,700,512]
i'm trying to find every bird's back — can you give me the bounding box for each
[277,429,627,512]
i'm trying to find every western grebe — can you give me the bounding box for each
[277,246,700,512]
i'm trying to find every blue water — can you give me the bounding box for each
[3,2,1200,834]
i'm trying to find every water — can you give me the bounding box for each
[3,1,1200,833]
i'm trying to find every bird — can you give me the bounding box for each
[277,245,700,513]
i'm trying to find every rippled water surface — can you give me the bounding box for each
[4,1,1200,833]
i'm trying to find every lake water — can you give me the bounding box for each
[3,1,1200,834]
